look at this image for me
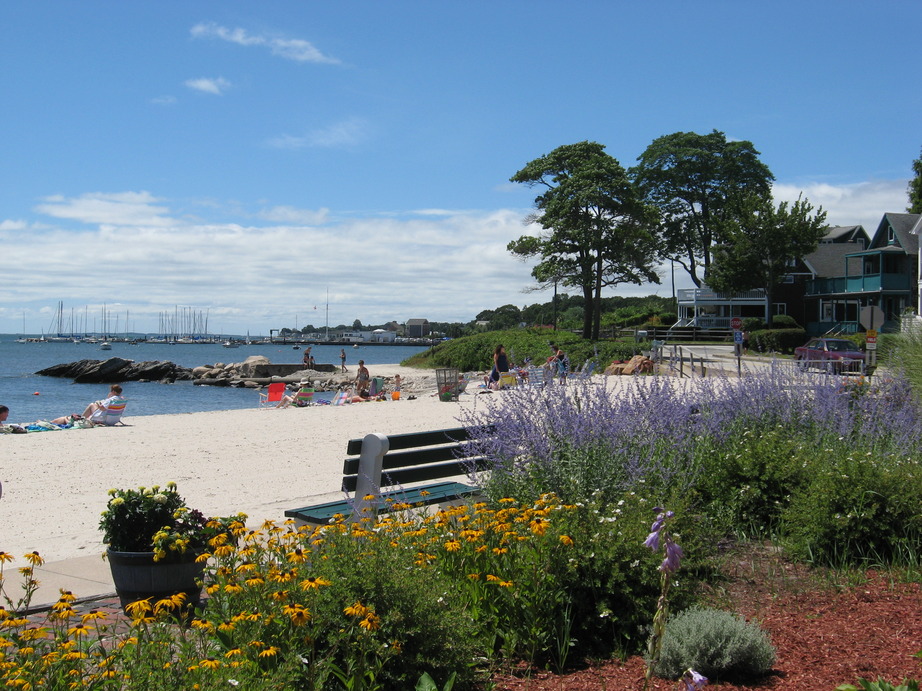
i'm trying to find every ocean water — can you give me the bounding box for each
[0,338,429,422]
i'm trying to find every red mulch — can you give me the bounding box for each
[490,550,922,690]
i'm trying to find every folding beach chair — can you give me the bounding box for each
[90,397,128,426]
[258,382,287,408]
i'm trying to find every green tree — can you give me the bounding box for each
[509,141,659,339]
[631,130,775,288]
[706,194,827,327]
[908,147,922,214]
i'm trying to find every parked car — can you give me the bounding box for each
[793,338,865,373]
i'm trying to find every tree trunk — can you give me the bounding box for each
[581,285,593,339]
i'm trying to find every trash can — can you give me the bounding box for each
[435,368,460,402]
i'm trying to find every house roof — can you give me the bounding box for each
[406,318,429,326]
[821,225,868,244]
[870,212,920,254]
[803,242,865,278]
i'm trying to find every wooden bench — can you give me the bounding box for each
[284,425,495,525]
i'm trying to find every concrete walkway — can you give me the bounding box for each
[25,555,115,611]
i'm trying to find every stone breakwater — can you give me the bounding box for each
[36,357,193,384]
[37,356,438,394]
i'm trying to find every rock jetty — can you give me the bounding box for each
[36,358,193,384]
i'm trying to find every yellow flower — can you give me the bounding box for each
[67,623,92,637]
[81,609,109,623]
[344,601,369,618]
[529,518,548,536]
[299,576,331,590]
[17,626,48,641]
[283,604,311,626]
[224,648,243,658]
[200,657,221,670]
[559,534,574,547]
[258,646,280,658]
[467,573,480,580]
[24,551,44,566]
[444,540,461,552]
[286,547,308,563]
[0,552,13,564]
[359,613,380,631]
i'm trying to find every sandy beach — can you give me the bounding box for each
[1,365,498,563]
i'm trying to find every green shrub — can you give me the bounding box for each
[838,678,921,691]
[655,607,775,682]
[769,314,799,329]
[695,427,811,536]
[741,317,766,332]
[750,328,807,354]
[402,329,640,372]
[782,453,922,566]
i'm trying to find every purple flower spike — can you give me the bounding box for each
[660,538,683,573]
[682,668,708,690]
[643,530,661,551]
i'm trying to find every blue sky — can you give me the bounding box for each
[1,2,919,336]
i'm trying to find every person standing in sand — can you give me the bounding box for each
[354,360,370,396]
[340,348,347,372]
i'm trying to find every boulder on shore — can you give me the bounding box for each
[36,358,193,384]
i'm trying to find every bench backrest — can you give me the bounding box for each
[342,425,495,496]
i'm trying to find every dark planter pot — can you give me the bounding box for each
[107,549,205,613]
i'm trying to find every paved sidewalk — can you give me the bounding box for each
[27,554,116,612]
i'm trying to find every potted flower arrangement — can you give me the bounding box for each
[99,482,242,612]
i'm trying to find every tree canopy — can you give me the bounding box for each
[508,141,659,339]
[707,194,827,327]
[631,130,775,288]
[908,147,922,214]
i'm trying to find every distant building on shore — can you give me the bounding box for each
[406,319,430,338]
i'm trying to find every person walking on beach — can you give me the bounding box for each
[340,348,347,372]
[486,344,510,389]
[550,344,569,385]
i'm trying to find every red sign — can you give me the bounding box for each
[730,317,743,330]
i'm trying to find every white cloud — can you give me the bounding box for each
[267,118,368,149]
[34,192,175,227]
[190,22,340,65]
[258,206,330,225]
[773,179,909,230]
[0,196,549,332]
[184,77,231,95]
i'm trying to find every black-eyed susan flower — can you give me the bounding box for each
[283,604,311,626]
[343,601,368,618]
[67,623,92,637]
[359,612,380,631]
[299,576,331,590]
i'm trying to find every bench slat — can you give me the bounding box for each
[344,425,494,455]
[285,481,478,525]
[342,443,477,475]
[342,458,489,492]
